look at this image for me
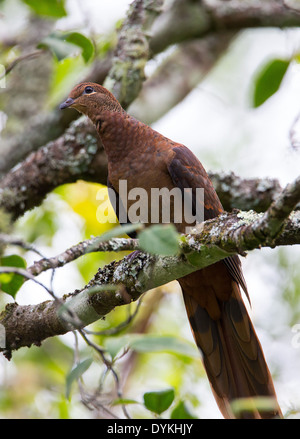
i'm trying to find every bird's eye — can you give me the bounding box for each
[84,86,94,94]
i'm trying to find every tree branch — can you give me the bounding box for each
[104,0,164,108]
[129,32,234,124]
[23,188,300,278]
[2,0,300,176]
[203,0,300,28]
[0,0,162,177]
[0,118,107,220]
[0,50,45,79]
[1,0,299,364]
[1,176,299,358]
[0,0,300,218]
[0,55,112,178]
[0,30,235,202]
[150,0,300,53]
[251,175,300,243]
[27,237,139,277]
[207,171,284,213]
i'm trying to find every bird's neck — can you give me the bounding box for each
[95,110,150,162]
[93,109,167,191]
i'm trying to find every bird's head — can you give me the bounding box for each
[59,82,122,122]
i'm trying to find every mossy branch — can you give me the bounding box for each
[2,0,300,175]
[0,176,299,358]
[0,130,290,221]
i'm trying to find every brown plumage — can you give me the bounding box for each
[60,82,282,419]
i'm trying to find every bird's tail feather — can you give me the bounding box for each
[182,281,282,419]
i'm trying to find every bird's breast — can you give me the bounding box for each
[107,146,185,229]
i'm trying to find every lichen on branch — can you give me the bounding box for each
[0,175,299,358]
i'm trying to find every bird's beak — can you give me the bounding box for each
[59,97,75,110]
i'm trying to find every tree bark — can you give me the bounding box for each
[1,183,299,358]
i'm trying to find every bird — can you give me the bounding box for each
[60,82,282,419]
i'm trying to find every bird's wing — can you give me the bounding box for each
[167,145,249,298]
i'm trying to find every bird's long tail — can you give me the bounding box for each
[179,268,282,419]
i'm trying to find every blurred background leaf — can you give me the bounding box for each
[104,334,198,360]
[138,224,180,256]
[170,400,197,419]
[143,388,175,415]
[21,0,67,18]
[252,58,290,108]
[65,357,93,399]
[0,254,26,298]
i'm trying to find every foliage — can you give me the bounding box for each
[21,0,67,18]
[65,358,93,399]
[252,58,291,108]
[139,224,180,256]
[0,254,26,298]
[38,31,94,63]
[104,334,198,360]
[143,388,175,415]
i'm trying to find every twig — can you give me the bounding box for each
[84,297,143,336]
[0,50,44,79]
[251,175,300,243]
[0,141,288,219]
[78,328,110,368]
[77,328,131,418]
[2,0,300,177]
[28,237,139,277]
[289,110,300,150]
[22,185,299,281]
[0,189,299,357]
[0,266,54,297]
[283,0,300,15]
[0,233,46,258]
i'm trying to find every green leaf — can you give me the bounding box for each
[294,53,300,64]
[143,388,175,415]
[170,401,197,419]
[252,58,290,108]
[0,255,27,298]
[65,358,93,399]
[18,204,58,245]
[138,224,180,256]
[112,398,139,406]
[186,251,203,267]
[38,32,94,63]
[47,55,87,108]
[65,32,94,63]
[104,335,131,359]
[22,0,67,18]
[129,335,198,358]
[38,34,74,62]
